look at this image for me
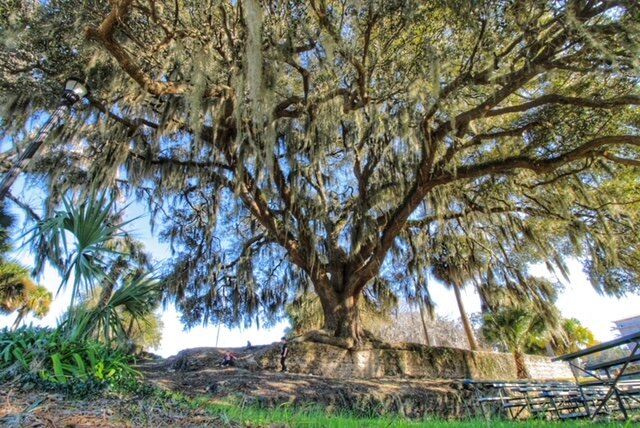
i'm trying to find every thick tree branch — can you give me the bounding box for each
[602,153,640,167]
[440,122,542,168]
[88,97,158,133]
[405,205,544,230]
[487,95,640,117]
[269,149,317,271]
[129,151,233,171]
[85,0,231,98]
[440,135,640,183]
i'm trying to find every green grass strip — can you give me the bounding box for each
[199,399,637,428]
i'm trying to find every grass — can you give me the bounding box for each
[214,409,639,427]
[194,398,638,427]
[4,377,638,427]
[110,381,639,427]
[6,365,637,428]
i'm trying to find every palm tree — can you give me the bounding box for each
[0,204,52,327]
[0,263,52,329]
[28,193,131,310]
[11,284,52,330]
[481,305,553,379]
[551,318,597,355]
[0,263,35,313]
[430,241,479,351]
[27,192,161,348]
[65,273,161,347]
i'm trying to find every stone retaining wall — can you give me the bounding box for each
[256,341,573,380]
[524,354,574,380]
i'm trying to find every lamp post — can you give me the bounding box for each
[0,77,90,200]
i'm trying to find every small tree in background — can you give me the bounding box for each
[9,281,52,330]
[0,263,52,329]
[482,305,557,378]
[0,205,52,329]
[0,262,37,314]
[371,308,473,350]
[551,318,597,356]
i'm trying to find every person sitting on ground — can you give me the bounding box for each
[245,340,253,351]
[220,352,237,367]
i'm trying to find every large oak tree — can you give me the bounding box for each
[1,0,639,346]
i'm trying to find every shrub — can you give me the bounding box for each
[0,326,141,389]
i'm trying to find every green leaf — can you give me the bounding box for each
[51,352,67,384]
[72,352,88,380]
[12,348,28,369]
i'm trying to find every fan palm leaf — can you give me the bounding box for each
[27,192,134,310]
[482,304,552,378]
[64,273,161,347]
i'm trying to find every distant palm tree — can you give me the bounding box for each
[430,242,479,351]
[0,262,38,313]
[11,284,52,330]
[482,305,550,378]
[552,318,597,355]
[0,262,52,330]
[0,204,52,328]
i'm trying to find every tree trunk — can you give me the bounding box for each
[97,281,115,309]
[314,276,363,347]
[545,342,555,357]
[322,293,362,340]
[514,349,530,379]
[418,302,432,346]
[453,284,479,351]
[97,257,128,309]
[11,306,27,330]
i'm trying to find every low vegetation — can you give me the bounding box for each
[0,327,140,392]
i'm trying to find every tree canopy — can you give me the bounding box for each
[1,0,639,344]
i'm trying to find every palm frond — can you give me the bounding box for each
[25,192,132,308]
[63,273,161,347]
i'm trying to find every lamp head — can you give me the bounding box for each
[62,77,89,105]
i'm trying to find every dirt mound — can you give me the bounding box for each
[138,346,474,419]
[1,345,477,426]
[0,388,241,427]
